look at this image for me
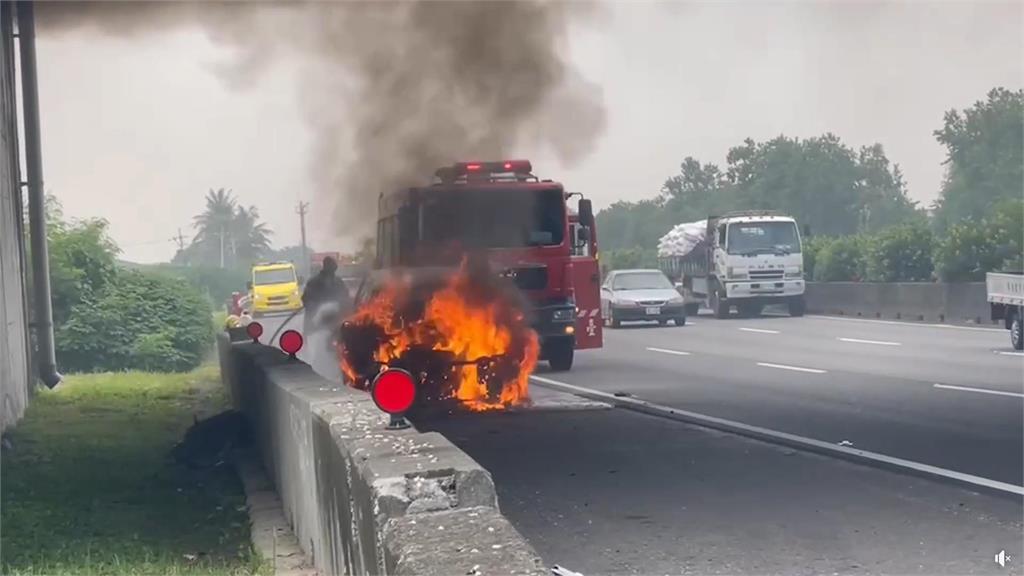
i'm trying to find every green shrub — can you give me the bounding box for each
[602,246,657,275]
[128,264,248,308]
[131,332,189,373]
[934,219,1002,282]
[48,219,119,327]
[801,236,832,281]
[863,222,934,282]
[813,236,865,282]
[56,270,214,373]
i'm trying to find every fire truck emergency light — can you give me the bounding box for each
[246,321,264,343]
[455,159,532,175]
[279,329,304,357]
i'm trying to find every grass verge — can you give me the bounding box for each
[1,365,266,575]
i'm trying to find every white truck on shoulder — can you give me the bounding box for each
[658,211,806,318]
[986,272,1024,350]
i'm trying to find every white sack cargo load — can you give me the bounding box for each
[657,220,706,257]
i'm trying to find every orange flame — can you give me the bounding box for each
[339,261,538,411]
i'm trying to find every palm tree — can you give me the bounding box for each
[185,188,273,268]
[231,205,273,266]
[192,188,236,268]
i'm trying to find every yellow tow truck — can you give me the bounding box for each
[249,261,303,317]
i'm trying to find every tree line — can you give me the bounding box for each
[597,87,1024,280]
[45,188,298,373]
[45,198,212,373]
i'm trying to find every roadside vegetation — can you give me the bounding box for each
[0,365,265,576]
[599,87,1023,280]
[46,198,213,373]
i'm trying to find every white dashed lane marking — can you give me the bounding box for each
[756,362,827,374]
[837,337,902,347]
[933,383,1024,398]
[646,347,691,356]
[739,327,780,334]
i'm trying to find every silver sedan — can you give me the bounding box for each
[600,269,686,328]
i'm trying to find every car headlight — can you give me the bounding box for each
[668,293,684,303]
[552,308,574,322]
[613,298,636,307]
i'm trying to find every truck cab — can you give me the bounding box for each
[371,159,602,370]
[249,261,303,316]
[664,211,806,318]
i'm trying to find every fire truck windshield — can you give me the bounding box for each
[420,188,565,249]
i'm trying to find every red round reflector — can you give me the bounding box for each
[279,329,303,356]
[246,322,264,341]
[371,369,416,415]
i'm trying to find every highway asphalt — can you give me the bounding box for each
[426,314,1023,575]
[259,308,1024,573]
[541,313,1024,487]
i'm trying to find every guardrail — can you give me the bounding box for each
[217,334,545,576]
[805,282,993,325]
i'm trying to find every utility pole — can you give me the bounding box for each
[174,228,186,252]
[297,201,309,278]
[219,225,225,269]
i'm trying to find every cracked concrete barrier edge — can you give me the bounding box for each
[218,335,545,576]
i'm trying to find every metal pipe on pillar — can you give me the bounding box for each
[16,0,60,388]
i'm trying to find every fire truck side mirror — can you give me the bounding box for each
[578,198,595,228]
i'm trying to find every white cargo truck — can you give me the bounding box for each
[658,211,806,318]
[986,272,1024,350]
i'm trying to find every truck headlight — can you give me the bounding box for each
[785,266,803,279]
[552,308,574,322]
[727,267,748,280]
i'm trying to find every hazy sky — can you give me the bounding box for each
[34,1,1022,263]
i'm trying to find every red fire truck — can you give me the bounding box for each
[373,159,603,370]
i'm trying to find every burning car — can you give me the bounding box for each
[339,258,538,412]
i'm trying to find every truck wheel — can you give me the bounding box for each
[1012,313,1023,351]
[711,291,730,319]
[684,303,699,316]
[548,340,575,371]
[788,296,806,317]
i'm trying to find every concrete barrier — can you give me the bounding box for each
[217,334,545,576]
[805,282,992,325]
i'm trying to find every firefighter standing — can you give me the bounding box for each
[302,256,351,318]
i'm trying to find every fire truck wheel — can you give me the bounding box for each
[547,340,575,371]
